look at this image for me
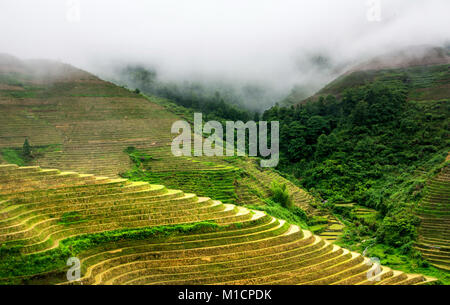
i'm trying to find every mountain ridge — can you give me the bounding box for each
[288,46,450,105]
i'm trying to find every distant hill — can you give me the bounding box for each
[287,46,450,105]
[0,53,97,84]
[350,45,450,72]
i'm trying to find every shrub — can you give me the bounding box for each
[124,146,153,167]
[247,199,308,229]
[1,148,25,166]
[270,181,293,208]
[375,209,419,247]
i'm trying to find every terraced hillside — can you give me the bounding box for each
[0,54,314,211]
[0,164,435,285]
[318,215,344,243]
[416,164,450,271]
[230,158,317,213]
[0,54,174,177]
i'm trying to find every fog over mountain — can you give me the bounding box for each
[0,0,449,110]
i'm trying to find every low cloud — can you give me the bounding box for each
[0,0,449,109]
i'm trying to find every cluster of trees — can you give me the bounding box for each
[119,66,258,122]
[156,88,257,122]
[263,81,447,205]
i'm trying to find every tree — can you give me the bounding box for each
[306,116,329,144]
[253,112,260,122]
[315,133,337,160]
[22,138,32,159]
[270,181,293,208]
[351,100,369,126]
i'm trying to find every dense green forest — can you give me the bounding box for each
[263,81,448,207]
[262,80,449,279]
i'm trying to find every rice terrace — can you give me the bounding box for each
[0,0,449,295]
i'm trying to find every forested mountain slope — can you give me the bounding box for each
[263,50,449,283]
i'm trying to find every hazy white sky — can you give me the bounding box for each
[0,0,449,98]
